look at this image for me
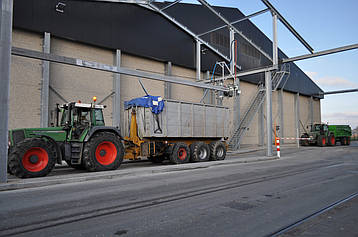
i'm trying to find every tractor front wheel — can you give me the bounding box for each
[83,132,124,171]
[317,135,327,147]
[8,138,56,178]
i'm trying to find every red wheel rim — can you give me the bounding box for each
[322,137,326,145]
[331,137,335,144]
[178,148,187,161]
[95,141,117,165]
[22,147,49,172]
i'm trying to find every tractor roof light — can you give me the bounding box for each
[93,96,97,103]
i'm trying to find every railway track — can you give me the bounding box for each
[0,162,344,237]
[267,191,358,237]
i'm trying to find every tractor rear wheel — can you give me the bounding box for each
[170,142,190,164]
[8,138,56,178]
[190,142,210,162]
[209,141,226,161]
[83,132,124,172]
[328,135,335,146]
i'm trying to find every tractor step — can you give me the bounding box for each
[70,142,83,165]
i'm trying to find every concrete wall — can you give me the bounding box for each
[9,29,321,148]
[10,29,43,129]
[49,37,114,125]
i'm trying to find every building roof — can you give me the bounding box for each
[13,0,323,98]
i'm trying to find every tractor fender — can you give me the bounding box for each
[84,126,123,142]
[39,135,63,164]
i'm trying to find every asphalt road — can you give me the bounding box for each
[0,142,357,237]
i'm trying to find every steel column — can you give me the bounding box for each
[265,71,273,156]
[196,40,201,81]
[40,32,50,128]
[164,61,172,99]
[113,49,121,128]
[272,12,278,69]
[229,28,235,73]
[310,96,314,125]
[295,93,300,147]
[0,0,13,183]
[278,89,284,144]
[258,102,264,146]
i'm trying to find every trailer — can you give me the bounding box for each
[328,125,352,145]
[123,97,230,163]
[300,123,352,146]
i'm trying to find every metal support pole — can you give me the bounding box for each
[278,89,284,144]
[310,96,314,125]
[265,71,273,156]
[229,28,235,73]
[40,32,50,128]
[202,71,211,104]
[295,93,300,147]
[272,12,278,69]
[113,49,121,128]
[196,40,201,81]
[258,102,264,146]
[0,0,13,183]
[164,61,172,99]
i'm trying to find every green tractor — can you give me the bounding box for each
[7,101,124,178]
[300,124,335,147]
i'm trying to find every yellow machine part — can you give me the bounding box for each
[124,109,144,160]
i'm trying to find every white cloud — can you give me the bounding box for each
[322,111,358,129]
[304,71,358,89]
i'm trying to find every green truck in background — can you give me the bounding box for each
[300,124,352,147]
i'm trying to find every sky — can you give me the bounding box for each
[159,0,358,129]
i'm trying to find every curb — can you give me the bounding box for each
[0,155,278,192]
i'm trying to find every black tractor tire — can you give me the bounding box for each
[83,132,124,172]
[300,134,309,146]
[209,141,227,161]
[190,142,210,162]
[328,134,336,146]
[317,135,327,147]
[170,142,190,164]
[8,138,56,178]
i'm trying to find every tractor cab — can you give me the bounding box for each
[310,124,328,135]
[56,102,106,140]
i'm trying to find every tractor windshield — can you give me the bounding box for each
[94,109,105,126]
[60,109,69,126]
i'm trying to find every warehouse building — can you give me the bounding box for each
[10,0,323,147]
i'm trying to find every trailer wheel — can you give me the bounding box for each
[83,132,124,171]
[210,141,226,161]
[340,137,346,145]
[328,135,335,146]
[347,137,351,145]
[170,142,190,164]
[190,142,210,162]
[8,138,56,178]
[317,135,326,147]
